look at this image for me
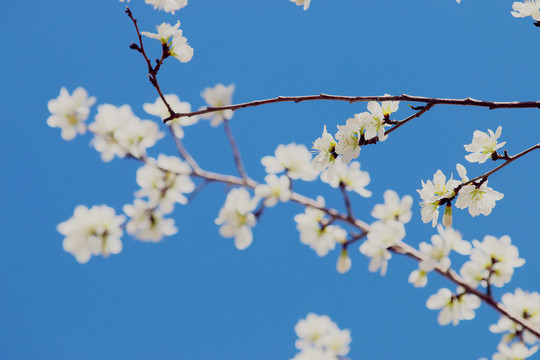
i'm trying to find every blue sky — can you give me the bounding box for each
[1,1,540,359]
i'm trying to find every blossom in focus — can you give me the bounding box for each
[143,94,198,138]
[511,1,540,21]
[490,289,540,345]
[262,143,319,181]
[145,0,188,14]
[417,170,460,227]
[380,95,400,117]
[123,199,178,242]
[58,205,125,263]
[312,125,338,180]
[135,154,195,214]
[89,104,164,162]
[254,174,291,207]
[293,313,351,359]
[141,21,181,44]
[334,116,362,164]
[426,287,481,326]
[365,101,389,141]
[290,0,311,11]
[215,188,258,250]
[294,197,347,256]
[321,161,371,197]
[455,181,504,217]
[464,126,506,164]
[47,87,96,141]
[371,190,412,224]
[200,83,235,126]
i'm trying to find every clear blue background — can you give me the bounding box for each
[1,1,539,359]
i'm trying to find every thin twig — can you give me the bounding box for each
[126,7,175,117]
[442,142,540,203]
[223,119,250,183]
[339,182,355,221]
[166,93,540,121]
[386,103,434,135]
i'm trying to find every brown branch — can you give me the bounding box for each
[166,93,540,121]
[339,182,355,221]
[392,241,540,339]
[223,119,250,183]
[125,7,175,118]
[441,142,540,204]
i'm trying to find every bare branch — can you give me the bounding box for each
[166,93,540,121]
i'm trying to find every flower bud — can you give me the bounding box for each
[442,203,453,228]
[337,249,351,274]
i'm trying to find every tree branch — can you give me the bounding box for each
[166,93,540,121]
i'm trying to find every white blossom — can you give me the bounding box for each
[170,32,194,63]
[89,104,164,162]
[254,174,291,207]
[336,249,351,274]
[359,220,405,276]
[141,21,181,44]
[380,95,400,117]
[334,116,362,164]
[366,220,405,248]
[135,154,195,214]
[464,235,525,288]
[294,313,351,358]
[366,101,389,141]
[491,342,539,360]
[290,0,311,11]
[262,143,319,181]
[426,287,481,326]
[200,83,235,126]
[294,197,347,257]
[511,1,540,21]
[464,126,506,164]
[291,348,335,360]
[455,181,504,217]
[144,0,188,14]
[408,268,429,288]
[312,125,338,180]
[215,188,257,250]
[371,190,413,224]
[58,205,125,263]
[123,199,178,242]
[321,161,371,197]
[47,87,96,141]
[143,94,198,138]
[490,289,540,345]
[417,170,460,227]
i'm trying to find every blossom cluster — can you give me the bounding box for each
[141,21,193,63]
[125,154,195,242]
[408,225,471,288]
[418,163,503,227]
[294,197,347,257]
[90,104,164,161]
[292,313,351,360]
[312,99,399,180]
[57,205,125,264]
